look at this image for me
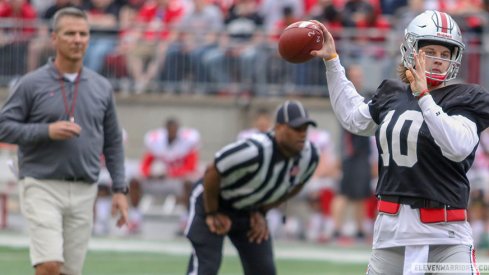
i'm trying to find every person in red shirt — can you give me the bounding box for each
[123,0,186,93]
[355,7,391,39]
[0,0,37,34]
[0,0,37,76]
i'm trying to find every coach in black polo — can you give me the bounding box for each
[185,100,320,275]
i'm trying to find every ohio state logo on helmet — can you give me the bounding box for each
[432,10,456,38]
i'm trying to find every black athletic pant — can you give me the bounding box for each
[185,183,276,275]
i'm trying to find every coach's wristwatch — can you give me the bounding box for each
[112,186,129,195]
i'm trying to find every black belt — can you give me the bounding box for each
[61,177,90,183]
[378,195,460,209]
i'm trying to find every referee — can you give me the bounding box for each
[185,100,320,275]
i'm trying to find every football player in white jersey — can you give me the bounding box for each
[139,118,202,233]
[312,10,489,274]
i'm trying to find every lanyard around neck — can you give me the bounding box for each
[58,69,82,123]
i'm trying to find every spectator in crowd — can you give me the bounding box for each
[118,0,146,23]
[342,0,375,27]
[329,63,375,243]
[265,5,301,93]
[208,0,235,17]
[203,0,267,95]
[0,0,37,76]
[269,5,301,40]
[30,0,55,16]
[124,0,186,94]
[313,9,489,274]
[97,0,145,89]
[341,1,391,62]
[82,0,121,74]
[258,0,304,33]
[310,0,343,36]
[0,8,128,274]
[423,0,478,12]
[27,0,78,72]
[392,0,425,34]
[184,100,319,275]
[139,117,201,233]
[303,0,322,15]
[160,0,224,94]
[354,4,391,47]
[379,0,407,15]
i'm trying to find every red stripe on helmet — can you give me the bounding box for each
[439,11,448,33]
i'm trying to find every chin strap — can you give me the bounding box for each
[425,72,447,87]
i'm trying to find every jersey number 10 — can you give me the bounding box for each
[378,110,424,167]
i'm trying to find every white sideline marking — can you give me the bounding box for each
[3,233,489,264]
[0,233,370,263]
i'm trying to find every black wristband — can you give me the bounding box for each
[112,186,129,195]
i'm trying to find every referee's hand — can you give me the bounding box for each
[206,213,231,235]
[247,212,269,244]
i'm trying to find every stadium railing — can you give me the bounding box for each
[1,17,487,97]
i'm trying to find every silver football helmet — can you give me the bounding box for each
[400,10,465,84]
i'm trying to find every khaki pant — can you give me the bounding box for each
[19,177,97,275]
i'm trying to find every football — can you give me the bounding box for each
[278,21,324,64]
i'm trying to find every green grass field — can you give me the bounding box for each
[0,246,368,275]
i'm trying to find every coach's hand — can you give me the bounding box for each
[112,193,129,228]
[206,213,231,235]
[247,212,269,244]
[49,121,82,140]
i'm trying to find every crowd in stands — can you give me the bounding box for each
[1,0,489,96]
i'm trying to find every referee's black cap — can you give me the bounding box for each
[276,100,317,128]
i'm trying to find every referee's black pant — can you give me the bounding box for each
[185,182,276,275]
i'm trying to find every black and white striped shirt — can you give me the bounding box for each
[215,132,319,210]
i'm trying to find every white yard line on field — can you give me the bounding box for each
[2,233,488,264]
[0,233,370,263]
